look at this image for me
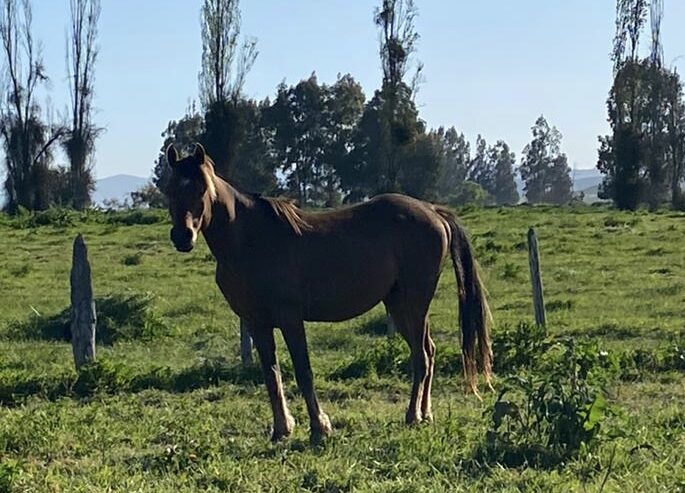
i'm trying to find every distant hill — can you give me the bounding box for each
[515,168,603,203]
[93,174,149,206]
[2,169,606,207]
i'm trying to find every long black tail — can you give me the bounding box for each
[436,207,493,395]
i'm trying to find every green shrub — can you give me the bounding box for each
[1,207,168,229]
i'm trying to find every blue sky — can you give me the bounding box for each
[32,1,685,179]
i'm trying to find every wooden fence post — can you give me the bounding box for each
[70,234,96,369]
[527,227,546,327]
[386,307,396,336]
[240,318,253,365]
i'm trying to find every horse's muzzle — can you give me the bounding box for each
[170,227,195,253]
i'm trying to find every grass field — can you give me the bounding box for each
[0,205,683,492]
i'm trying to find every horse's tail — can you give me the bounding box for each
[435,206,493,396]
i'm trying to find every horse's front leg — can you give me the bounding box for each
[251,326,295,441]
[281,319,332,443]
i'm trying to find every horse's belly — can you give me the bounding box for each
[302,260,396,322]
[304,293,385,322]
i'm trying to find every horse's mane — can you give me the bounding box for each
[202,156,310,235]
[257,196,311,236]
[201,156,218,202]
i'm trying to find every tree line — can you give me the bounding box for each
[139,0,573,209]
[12,1,678,213]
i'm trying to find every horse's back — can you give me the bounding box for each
[297,193,449,322]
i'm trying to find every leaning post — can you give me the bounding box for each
[527,227,546,327]
[240,318,253,365]
[70,234,97,369]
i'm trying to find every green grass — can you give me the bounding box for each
[0,205,683,491]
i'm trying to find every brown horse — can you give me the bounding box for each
[165,143,492,442]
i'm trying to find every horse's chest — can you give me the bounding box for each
[215,261,299,316]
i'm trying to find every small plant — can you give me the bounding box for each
[547,299,574,312]
[491,322,549,373]
[122,253,143,266]
[501,262,522,280]
[484,239,504,252]
[73,358,133,396]
[645,247,666,257]
[478,338,611,468]
[8,264,30,277]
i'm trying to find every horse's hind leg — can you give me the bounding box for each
[385,296,430,425]
[421,322,436,422]
[251,326,295,441]
[281,319,332,443]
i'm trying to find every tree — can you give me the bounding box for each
[130,182,165,209]
[198,0,258,179]
[0,0,64,212]
[664,70,685,208]
[371,0,423,193]
[226,98,278,195]
[265,74,364,206]
[598,62,646,209]
[341,84,423,200]
[63,0,101,210]
[400,131,443,199]
[599,0,649,210]
[599,0,685,209]
[434,126,471,202]
[464,136,518,205]
[488,140,519,205]
[199,0,256,109]
[469,135,493,194]
[265,76,325,205]
[520,116,572,204]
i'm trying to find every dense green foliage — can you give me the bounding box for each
[0,206,683,491]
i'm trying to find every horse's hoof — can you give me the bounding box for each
[405,412,422,426]
[310,414,333,445]
[271,428,293,442]
[271,415,295,442]
[421,412,434,423]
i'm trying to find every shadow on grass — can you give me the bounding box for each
[4,293,169,345]
[355,315,390,338]
[0,356,265,407]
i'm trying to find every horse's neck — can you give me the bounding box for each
[201,178,255,265]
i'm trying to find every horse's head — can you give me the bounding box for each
[165,143,217,253]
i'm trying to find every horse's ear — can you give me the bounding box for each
[166,144,178,167]
[193,143,206,164]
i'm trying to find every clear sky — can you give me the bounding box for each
[31,1,685,179]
